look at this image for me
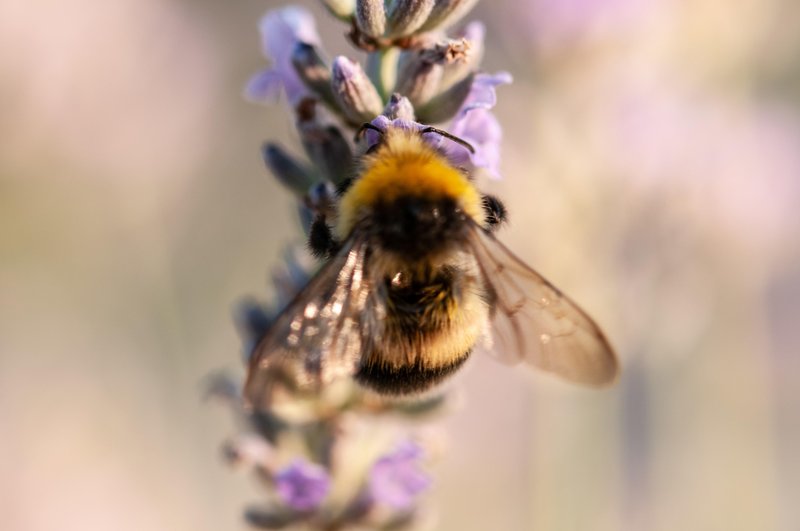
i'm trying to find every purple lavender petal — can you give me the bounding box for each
[244,69,285,103]
[519,0,658,47]
[368,440,431,511]
[247,7,322,105]
[456,71,513,116]
[447,106,503,177]
[442,72,511,178]
[274,459,330,512]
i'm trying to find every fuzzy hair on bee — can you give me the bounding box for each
[244,124,618,409]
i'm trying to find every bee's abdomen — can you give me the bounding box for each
[355,352,471,394]
[354,266,486,395]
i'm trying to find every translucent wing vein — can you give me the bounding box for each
[244,236,378,409]
[468,225,618,386]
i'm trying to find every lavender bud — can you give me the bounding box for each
[422,37,472,64]
[319,0,355,20]
[416,72,474,123]
[395,40,468,107]
[261,143,316,196]
[439,21,484,90]
[297,204,315,236]
[395,57,443,107]
[386,0,435,38]
[296,101,354,185]
[331,56,384,124]
[306,181,338,218]
[355,0,386,38]
[383,93,416,121]
[272,246,314,309]
[245,506,300,529]
[291,43,336,108]
[233,299,272,360]
[419,0,478,32]
[303,124,353,185]
[203,373,240,404]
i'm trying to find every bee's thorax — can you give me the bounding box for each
[369,195,469,260]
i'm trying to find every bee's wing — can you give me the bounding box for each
[468,224,619,386]
[244,234,381,410]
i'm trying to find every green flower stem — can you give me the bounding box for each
[366,47,399,101]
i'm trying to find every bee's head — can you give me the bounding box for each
[336,127,484,260]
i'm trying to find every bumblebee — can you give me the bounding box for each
[245,124,618,408]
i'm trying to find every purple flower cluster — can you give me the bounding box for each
[245,2,511,204]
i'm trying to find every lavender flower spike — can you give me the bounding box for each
[368,440,431,510]
[274,459,331,512]
[246,7,322,105]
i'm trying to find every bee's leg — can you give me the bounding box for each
[308,215,338,259]
[336,177,354,197]
[482,194,508,231]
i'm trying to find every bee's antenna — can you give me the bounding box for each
[420,126,475,154]
[355,122,385,142]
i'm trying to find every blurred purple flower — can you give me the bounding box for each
[246,7,321,105]
[368,440,431,510]
[610,84,800,250]
[274,459,331,512]
[518,0,660,46]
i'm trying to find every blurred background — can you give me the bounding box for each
[1,0,798,529]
